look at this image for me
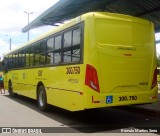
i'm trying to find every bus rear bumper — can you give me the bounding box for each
[85,85,158,109]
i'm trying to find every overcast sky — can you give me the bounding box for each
[0,0,59,58]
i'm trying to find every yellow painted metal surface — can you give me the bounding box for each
[3,12,157,111]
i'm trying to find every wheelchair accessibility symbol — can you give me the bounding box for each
[106,96,113,104]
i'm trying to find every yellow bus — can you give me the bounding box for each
[3,12,158,111]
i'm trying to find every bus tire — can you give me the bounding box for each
[37,85,48,111]
[8,81,16,97]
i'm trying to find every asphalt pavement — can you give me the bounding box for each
[122,90,160,117]
[1,89,160,117]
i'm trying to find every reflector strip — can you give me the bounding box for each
[92,96,100,103]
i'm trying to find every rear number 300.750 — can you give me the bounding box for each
[118,96,137,101]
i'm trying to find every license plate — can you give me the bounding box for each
[118,96,137,102]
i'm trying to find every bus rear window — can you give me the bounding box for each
[95,19,152,46]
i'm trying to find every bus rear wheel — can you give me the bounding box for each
[37,85,48,111]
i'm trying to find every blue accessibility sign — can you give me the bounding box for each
[106,96,113,104]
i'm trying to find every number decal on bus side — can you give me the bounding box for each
[66,66,80,74]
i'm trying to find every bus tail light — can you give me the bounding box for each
[151,68,157,89]
[85,64,100,92]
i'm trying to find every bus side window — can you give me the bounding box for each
[63,30,72,63]
[35,42,46,66]
[26,46,34,67]
[18,50,25,68]
[15,52,19,68]
[46,37,54,64]
[40,42,46,65]
[63,28,81,63]
[12,53,16,68]
[8,55,13,70]
[72,28,81,62]
[12,52,19,69]
[54,35,62,64]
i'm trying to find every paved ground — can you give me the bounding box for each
[0,92,160,136]
[119,90,160,117]
[0,91,160,136]
[1,90,160,118]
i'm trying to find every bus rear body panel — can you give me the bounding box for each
[84,13,158,109]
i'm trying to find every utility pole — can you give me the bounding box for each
[5,35,11,50]
[9,38,11,50]
[24,11,34,41]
